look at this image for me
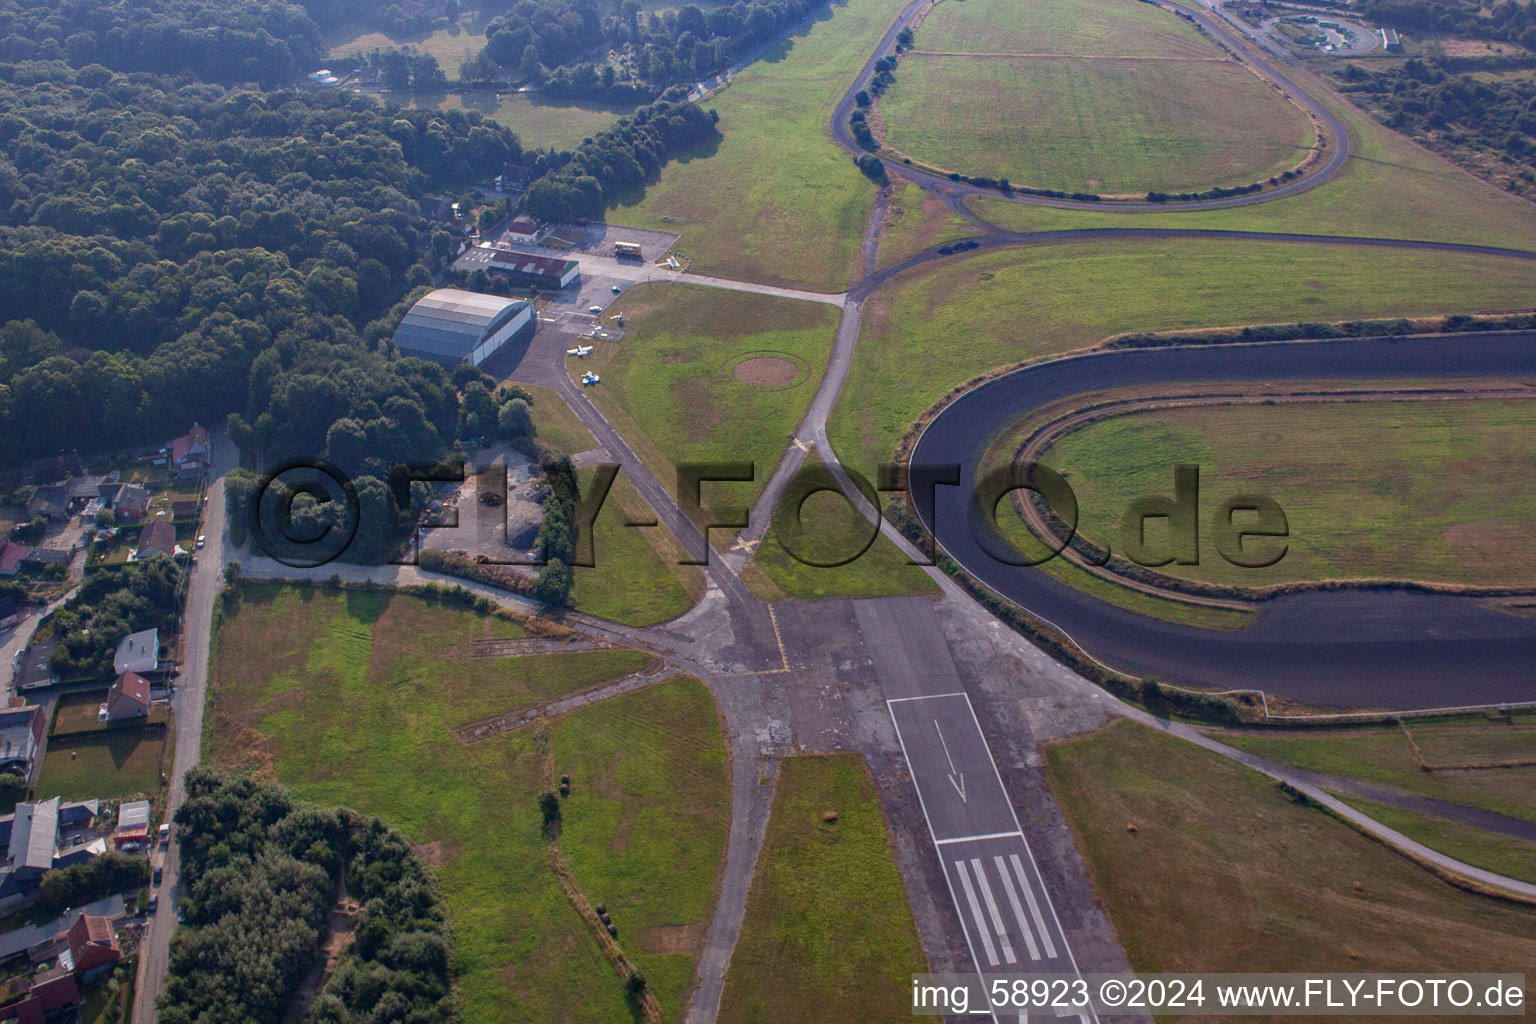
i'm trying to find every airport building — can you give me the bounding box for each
[457,243,581,291]
[392,288,534,367]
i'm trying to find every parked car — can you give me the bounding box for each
[153,865,162,886]
[147,894,158,915]
[158,822,171,845]
[588,305,602,314]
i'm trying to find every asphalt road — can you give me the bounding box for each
[909,332,1536,709]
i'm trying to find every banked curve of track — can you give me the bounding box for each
[906,332,1536,710]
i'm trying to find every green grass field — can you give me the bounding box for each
[329,20,490,79]
[967,62,1536,249]
[36,730,166,802]
[574,469,704,626]
[1340,795,1536,885]
[1036,397,1536,588]
[1045,720,1536,974]
[431,92,634,152]
[717,754,926,1024]
[209,583,729,1023]
[879,54,1313,193]
[825,240,1536,474]
[576,283,838,523]
[913,0,1215,58]
[606,0,905,289]
[523,383,598,456]
[740,455,939,600]
[1214,715,1536,823]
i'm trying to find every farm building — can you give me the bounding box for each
[392,289,534,367]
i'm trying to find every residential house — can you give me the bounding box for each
[0,798,59,900]
[62,476,101,509]
[504,216,552,245]
[114,484,149,522]
[0,705,45,782]
[24,488,66,524]
[495,163,532,193]
[112,629,158,677]
[105,672,150,721]
[0,542,28,577]
[12,640,58,692]
[60,915,120,981]
[17,548,68,574]
[170,499,199,520]
[420,195,456,223]
[136,521,176,561]
[0,967,80,1024]
[168,424,210,481]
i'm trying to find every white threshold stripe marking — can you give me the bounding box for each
[993,855,1041,961]
[954,860,1000,966]
[970,858,1017,965]
[886,692,970,704]
[934,830,1023,846]
[1009,854,1058,960]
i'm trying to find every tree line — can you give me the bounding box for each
[463,0,828,100]
[161,767,458,1024]
[524,93,719,220]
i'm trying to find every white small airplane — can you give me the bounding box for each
[581,371,601,386]
[566,344,593,358]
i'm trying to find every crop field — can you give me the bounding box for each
[1036,397,1536,589]
[607,0,906,289]
[967,62,1536,249]
[879,55,1313,193]
[913,0,1214,58]
[1214,714,1536,822]
[575,283,838,521]
[825,240,1536,475]
[1045,720,1536,976]
[208,582,729,1023]
[718,754,926,1024]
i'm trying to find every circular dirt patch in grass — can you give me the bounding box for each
[734,357,800,387]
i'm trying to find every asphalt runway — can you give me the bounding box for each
[858,601,1096,1022]
[909,332,1536,709]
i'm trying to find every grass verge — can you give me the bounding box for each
[718,754,926,1024]
[1338,795,1536,886]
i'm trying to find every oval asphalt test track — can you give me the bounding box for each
[907,333,1536,709]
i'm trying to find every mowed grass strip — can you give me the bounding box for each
[607,0,906,289]
[523,383,598,456]
[329,21,489,78]
[1036,397,1536,589]
[1213,717,1536,823]
[574,468,704,626]
[967,61,1536,249]
[717,754,926,1024]
[576,282,838,521]
[1045,720,1536,974]
[431,92,634,152]
[1339,796,1536,886]
[879,55,1312,193]
[37,730,166,802]
[551,677,730,1017]
[741,454,939,600]
[826,240,1536,474]
[209,583,728,1024]
[914,0,1215,58]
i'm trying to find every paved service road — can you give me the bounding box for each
[909,333,1536,709]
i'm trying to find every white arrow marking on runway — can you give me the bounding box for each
[933,719,967,803]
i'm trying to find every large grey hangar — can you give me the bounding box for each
[392,288,534,367]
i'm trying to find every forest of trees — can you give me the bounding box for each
[523,93,718,219]
[162,768,458,1024]
[1353,0,1536,49]
[0,62,523,469]
[0,0,452,87]
[1334,57,1536,194]
[463,0,828,98]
